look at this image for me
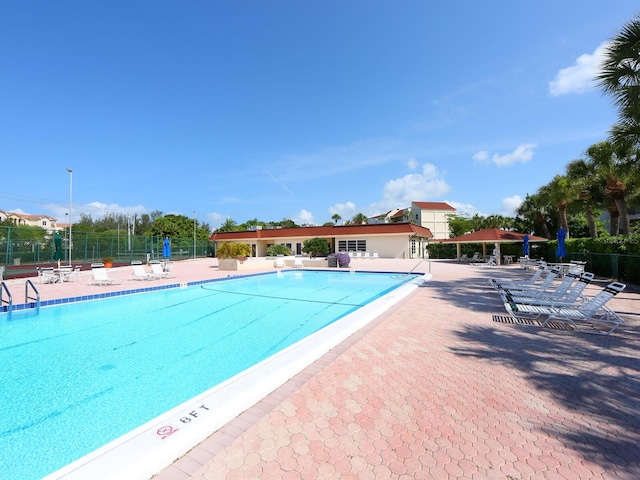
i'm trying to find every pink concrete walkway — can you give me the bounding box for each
[6,258,639,479]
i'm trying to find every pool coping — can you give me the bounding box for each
[40,270,429,480]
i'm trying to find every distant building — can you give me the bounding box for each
[0,209,61,234]
[211,223,434,259]
[367,201,455,239]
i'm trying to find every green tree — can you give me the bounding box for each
[597,16,640,145]
[149,214,197,238]
[218,218,238,232]
[266,244,292,256]
[448,214,474,237]
[516,193,552,238]
[351,213,368,224]
[302,237,330,257]
[331,213,342,224]
[537,174,576,236]
[584,140,637,235]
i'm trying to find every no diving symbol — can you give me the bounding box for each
[156,425,179,439]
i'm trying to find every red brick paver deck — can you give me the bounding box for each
[151,259,640,480]
[6,258,638,479]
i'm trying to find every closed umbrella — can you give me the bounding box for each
[163,237,171,258]
[53,232,63,261]
[523,234,530,257]
[556,227,567,262]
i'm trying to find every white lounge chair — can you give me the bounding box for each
[493,268,561,295]
[130,261,154,280]
[372,251,379,259]
[88,263,119,286]
[489,264,553,291]
[503,282,626,335]
[292,256,303,268]
[471,255,497,267]
[274,256,285,268]
[458,254,469,263]
[468,252,482,263]
[500,272,594,307]
[150,261,173,279]
[363,252,371,259]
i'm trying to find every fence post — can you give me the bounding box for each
[611,253,619,279]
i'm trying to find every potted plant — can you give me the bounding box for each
[216,242,252,270]
[101,256,114,268]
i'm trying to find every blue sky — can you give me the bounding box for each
[1,1,638,229]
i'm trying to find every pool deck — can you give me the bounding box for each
[5,258,640,479]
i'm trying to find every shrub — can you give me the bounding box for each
[302,238,330,258]
[266,244,292,256]
[331,252,351,267]
[216,242,252,259]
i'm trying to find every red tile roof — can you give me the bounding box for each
[412,201,455,211]
[210,223,433,241]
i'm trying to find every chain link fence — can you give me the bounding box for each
[1,226,211,278]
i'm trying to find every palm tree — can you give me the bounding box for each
[584,140,637,235]
[565,159,602,237]
[516,193,551,239]
[537,175,577,237]
[218,218,238,232]
[351,213,368,224]
[597,16,640,145]
[331,213,342,225]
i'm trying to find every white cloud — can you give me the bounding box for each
[549,42,609,96]
[369,162,450,214]
[445,201,482,218]
[294,209,315,225]
[328,201,356,219]
[407,157,419,170]
[471,144,536,167]
[472,151,490,164]
[491,144,536,167]
[500,195,523,216]
[43,201,147,220]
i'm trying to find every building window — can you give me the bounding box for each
[411,239,417,256]
[42,220,47,226]
[338,240,367,251]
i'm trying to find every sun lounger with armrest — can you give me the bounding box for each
[503,282,626,335]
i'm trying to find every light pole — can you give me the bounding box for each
[193,211,197,260]
[67,168,73,265]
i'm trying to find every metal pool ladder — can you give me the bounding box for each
[25,279,41,315]
[0,280,40,320]
[1,281,13,320]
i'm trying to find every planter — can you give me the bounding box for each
[218,258,240,271]
[103,262,113,269]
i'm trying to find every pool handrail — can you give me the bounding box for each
[25,279,40,315]
[1,281,12,319]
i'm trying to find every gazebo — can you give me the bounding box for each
[438,228,548,264]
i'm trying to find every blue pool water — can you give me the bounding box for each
[0,270,418,480]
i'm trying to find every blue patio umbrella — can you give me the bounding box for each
[162,237,171,258]
[523,234,530,256]
[556,227,567,261]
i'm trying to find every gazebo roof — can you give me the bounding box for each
[438,228,548,244]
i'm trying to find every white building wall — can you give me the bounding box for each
[414,208,451,239]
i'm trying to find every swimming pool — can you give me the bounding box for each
[0,269,424,479]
